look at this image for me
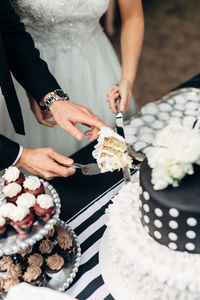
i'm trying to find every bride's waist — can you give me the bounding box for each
[26,22,103,51]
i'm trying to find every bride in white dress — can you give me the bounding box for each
[0,0,144,156]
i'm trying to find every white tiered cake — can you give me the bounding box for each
[100,123,200,300]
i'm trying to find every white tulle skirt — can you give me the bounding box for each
[0,28,136,156]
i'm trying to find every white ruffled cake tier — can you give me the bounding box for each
[105,177,200,300]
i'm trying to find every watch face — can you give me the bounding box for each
[54,89,67,98]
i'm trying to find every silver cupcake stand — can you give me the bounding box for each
[0,178,81,296]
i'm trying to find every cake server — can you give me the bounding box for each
[66,162,101,176]
[115,100,132,183]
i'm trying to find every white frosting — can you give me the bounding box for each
[158,103,172,112]
[36,194,54,209]
[3,167,20,183]
[185,110,198,116]
[130,118,144,127]
[0,216,6,227]
[3,183,22,198]
[0,203,17,218]
[141,102,158,115]
[134,141,147,152]
[171,110,182,117]
[157,112,170,120]
[141,115,155,123]
[9,206,30,222]
[16,193,36,208]
[93,127,131,173]
[23,176,41,190]
[150,120,164,129]
[186,102,198,110]
[106,178,200,300]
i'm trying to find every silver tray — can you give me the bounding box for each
[0,179,61,256]
[0,219,81,299]
[47,219,81,292]
[124,87,200,155]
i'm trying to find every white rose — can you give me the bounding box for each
[172,132,200,163]
[168,163,186,179]
[151,168,173,190]
[146,147,173,169]
[154,123,182,148]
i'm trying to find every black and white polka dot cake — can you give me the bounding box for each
[104,122,200,299]
[140,160,200,253]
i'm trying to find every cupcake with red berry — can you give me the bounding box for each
[3,183,22,203]
[34,194,56,222]
[0,203,16,224]
[10,206,34,235]
[0,216,6,237]
[23,176,44,197]
[16,193,36,212]
[3,166,25,186]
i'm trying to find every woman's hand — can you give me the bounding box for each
[28,95,57,128]
[107,79,133,114]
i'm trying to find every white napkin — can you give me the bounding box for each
[6,283,77,300]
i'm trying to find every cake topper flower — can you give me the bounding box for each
[145,123,200,190]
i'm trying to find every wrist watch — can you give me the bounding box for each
[40,89,69,110]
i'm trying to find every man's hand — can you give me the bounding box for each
[28,95,57,128]
[15,148,76,180]
[49,100,107,141]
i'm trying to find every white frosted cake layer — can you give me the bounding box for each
[106,178,200,300]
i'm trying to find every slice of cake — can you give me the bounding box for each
[93,127,132,173]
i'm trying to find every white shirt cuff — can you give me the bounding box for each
[12,146,23,166]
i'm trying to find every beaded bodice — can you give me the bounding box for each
[11,0,109,51]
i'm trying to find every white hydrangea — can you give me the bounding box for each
[146,123,200,190]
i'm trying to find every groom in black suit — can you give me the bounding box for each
[0,0,105,179]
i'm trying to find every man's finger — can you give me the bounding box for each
[77,113,106,130]
[64,122,83,140]
[50,162,76,177]
[40,119,56,128]
[50,149,74,166]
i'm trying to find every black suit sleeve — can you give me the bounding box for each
[0,134,20,170]
[0,0,60,104]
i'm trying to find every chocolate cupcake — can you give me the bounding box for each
[45,254,64,277]
[3,278,20,293]
[0,256,13,276]
[39,239,54,257]
[56,233,74,266]
[23,266,45,286]
[27,253,44,268]
[7,263,22,279]
[45,226,56,241]
[0,276,5,295]
[18,245,33,260]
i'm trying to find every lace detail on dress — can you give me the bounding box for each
[11,0,109,54]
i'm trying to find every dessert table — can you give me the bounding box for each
[49,74,200,300]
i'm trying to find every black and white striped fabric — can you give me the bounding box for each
[65,173,136,300]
